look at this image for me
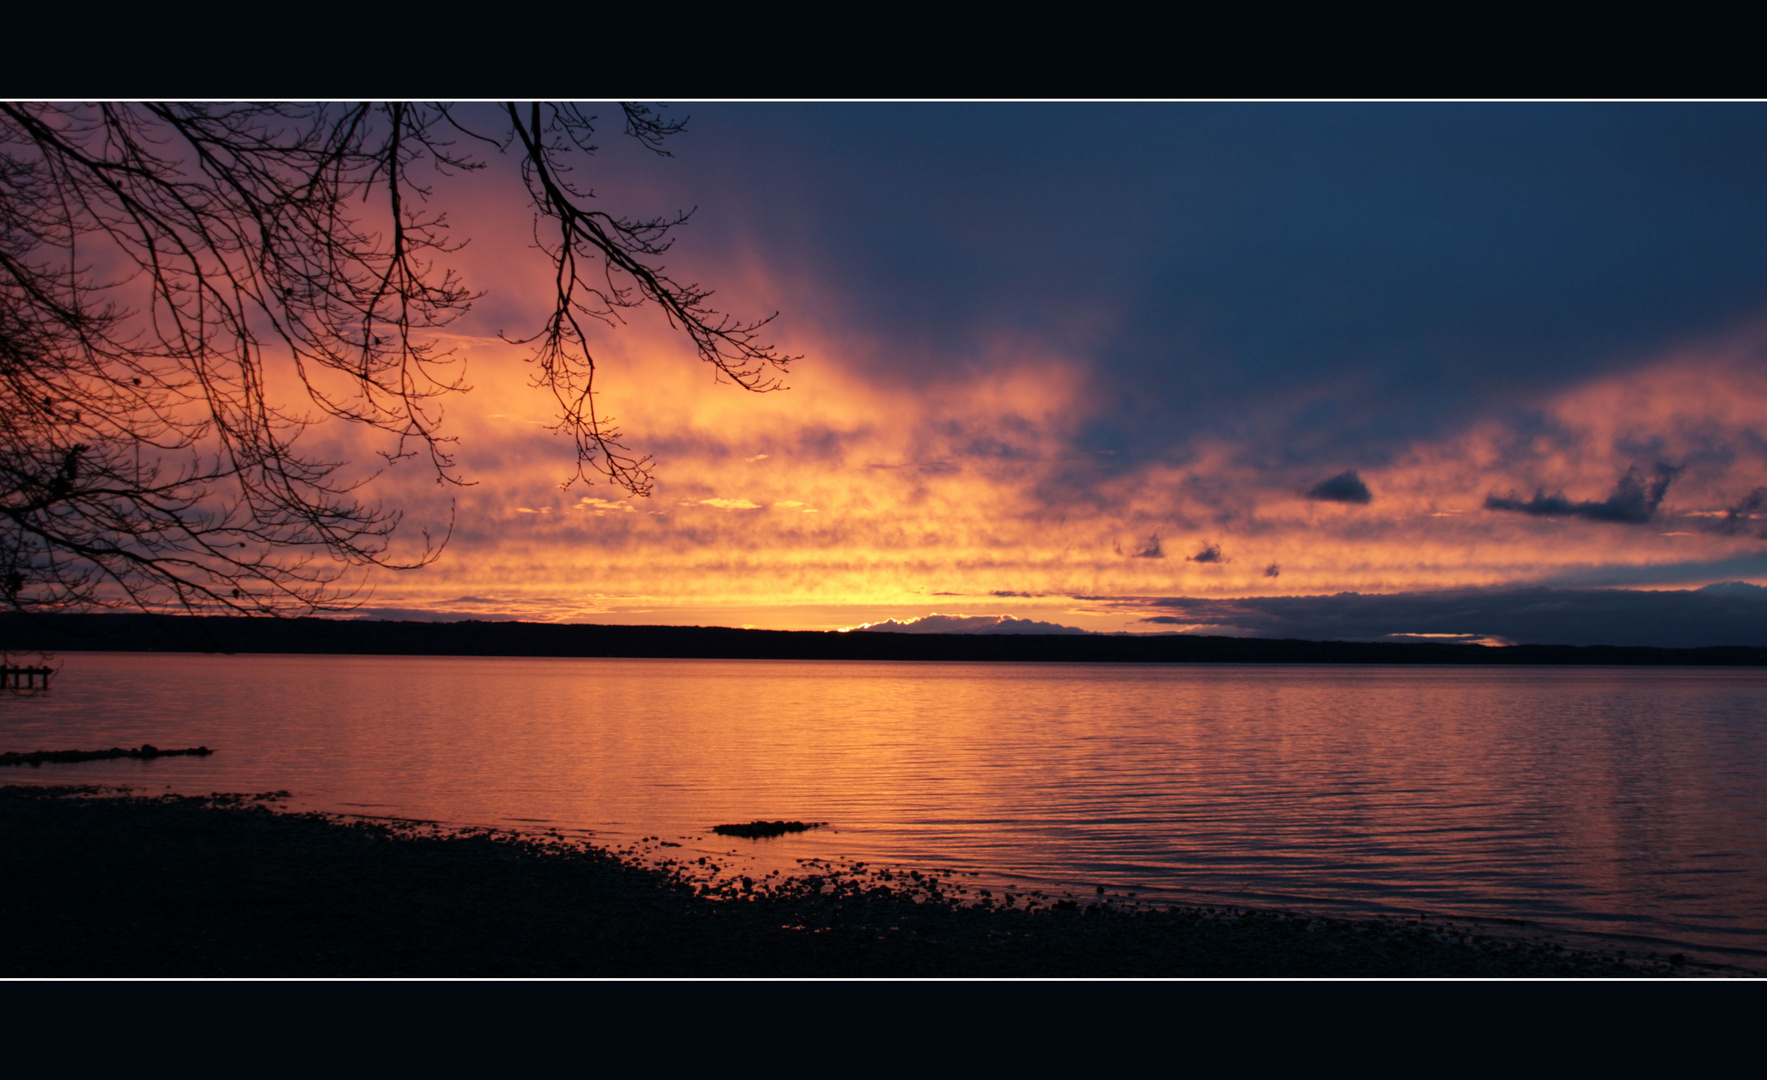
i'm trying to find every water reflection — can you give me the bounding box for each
[4,653,1765,963]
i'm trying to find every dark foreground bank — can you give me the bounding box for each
[0,786,1700,978]
[6,612,1767,665]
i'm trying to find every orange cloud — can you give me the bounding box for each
[319,250,1767,629]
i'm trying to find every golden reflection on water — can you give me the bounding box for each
[7,653,1767,962]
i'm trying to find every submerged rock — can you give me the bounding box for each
[710,820,826,839]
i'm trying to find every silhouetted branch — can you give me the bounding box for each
[0,101,789,617]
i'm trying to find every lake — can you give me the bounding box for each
[5,652,1765,967]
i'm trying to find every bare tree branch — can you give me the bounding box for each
[0,101,792,619]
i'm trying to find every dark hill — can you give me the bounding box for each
[3,613,1764,665]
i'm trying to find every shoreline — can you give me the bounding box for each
[0,785,1715,978]
[7,612,1766,665]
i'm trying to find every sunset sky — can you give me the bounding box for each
[339,103,1767,647]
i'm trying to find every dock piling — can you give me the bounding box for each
[1,665,54,690]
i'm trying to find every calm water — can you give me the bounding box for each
[5,653,1766,966]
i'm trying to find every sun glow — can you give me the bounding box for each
[336,268,1767,630]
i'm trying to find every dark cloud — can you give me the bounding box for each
[1306,470,1373,504]
[1265,563,1281,578]
[1485,463,1681,524]
[661,105,1767,473]
[1188,543,1224,563]
[1706,487,1767,536]
[990,590,1036,597]
[1540,552,1767,588]
[1133,582,1767,648]
[1128,533,1164,559]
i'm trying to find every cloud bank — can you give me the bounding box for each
[1485,464,1680,525]
[1135,582,1767,648]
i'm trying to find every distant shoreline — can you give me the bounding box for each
[3,613,1765,665]
[0,785,1693,977]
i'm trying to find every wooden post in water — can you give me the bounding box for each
[1,665,52,690]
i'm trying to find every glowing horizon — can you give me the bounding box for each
[335,320,1767,634]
